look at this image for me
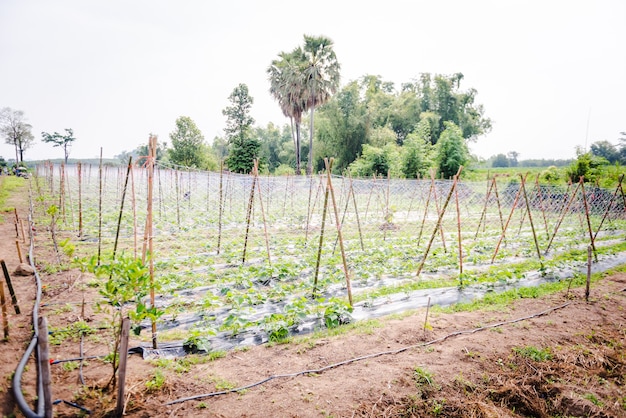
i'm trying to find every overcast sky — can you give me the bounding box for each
[1,0,624,163]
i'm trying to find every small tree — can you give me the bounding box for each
[436,121,468,179]
[1,107,34,163]
[168,116,207,168]
[492,153,509,168]
[41,128,76,164]
[223,84,259,173]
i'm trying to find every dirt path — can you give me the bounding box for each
[1,182,625,417]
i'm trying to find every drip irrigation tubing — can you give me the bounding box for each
[12,184,45,417]
[165,301,572,406]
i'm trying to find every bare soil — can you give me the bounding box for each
[1,183,625,417]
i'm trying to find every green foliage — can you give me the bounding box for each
[183,328,215,353]
[84,253,163,388]
[145,369,166,392]
[566,149,606,183]
[491,153,509,168]
[41,128,76,163]
[513,346,552,362]
[436,121,468,179]
[349,143,401,177]
[321,297,353,329]
[223,83,255,148]
[401,120,434,178]
[168,116,207,168]
[413,366,435,386]
[226,138,261,174]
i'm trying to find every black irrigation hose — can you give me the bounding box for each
[12,185,45,417]
[165,301,572,406]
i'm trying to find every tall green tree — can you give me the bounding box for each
[315,80,368,172]
[302,35,341,174]
[436,121,468,179]
[41,128,76,164]
[223,83,259,173]
[0,107,34,164]
[400,119,433,178]
[257,122,294,172]
[168,116,207,168]
[590,140,619,164]
[268,48,307,174]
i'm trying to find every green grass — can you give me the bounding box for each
[0,176,25,215]
[513,346,552,362]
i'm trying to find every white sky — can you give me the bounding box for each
[1,0,624,162]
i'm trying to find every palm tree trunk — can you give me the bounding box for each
[295,122,301,175]
[308,106,314,176]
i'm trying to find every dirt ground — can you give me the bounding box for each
[1,182,625,417]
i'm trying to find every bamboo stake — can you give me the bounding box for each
[0,274,8,338]
[253,160,272,266]
[592,174,624,242]
[430,170,447,252]
[130,163,137,259]
[217,160,224,255]
[15,240,23,264]
[175,170,181,230]
[242,166,258,265]
[585,245,592,302]
[454,174,463,278]
[78,162,83,239]
[38,317,53,417]
[417,174,435,246]
[544,181,581,255]
[423,296,431,335]
[474,175,494,239]
[312,169,331,297]
[405,174,419,223]
[305,175,324,246]
[97,148,103,265]
[116,318,130,417]
[0,260,20,314]
[325,159,353,306]
[416,166,463,277]
[534,175,550,239]
[492,177,506,237]
[145,135,157,349]
[348,172,365,251]
[305,173,315,239]
[19,219,26,244]
[364,173,376,222]
[490,178,524,264]
[579,178,598,262]
[383,170,391,241]
[13,208,19,238]
[111,157,133,263]
[519,174,543,265]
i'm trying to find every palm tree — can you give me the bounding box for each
[268,49,307,174]
[302,35,341,175]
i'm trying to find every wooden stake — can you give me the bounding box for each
[116,318,131,417]
[313,168,331,298]
[19,219,26,244]
[15,240,23,264]
[580,179,598,262]
[491,178,524,263]
[97,147,103,265]
[0,275,8,339]
[519,174,543,266]
[37,317,53,417]
[416,167,463,277]
[585,245,592,302]
[1,260,20,314]
[454,174,463,278]
[242,165,258,265]
[545,181,581,255]
[253,160,272,266]
[217,160,224,255]
[423,296,431,335]
[325,158,353,307]
[147,136,157,349]
[78,162,83,238]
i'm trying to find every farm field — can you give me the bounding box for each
[1,166,625,417]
